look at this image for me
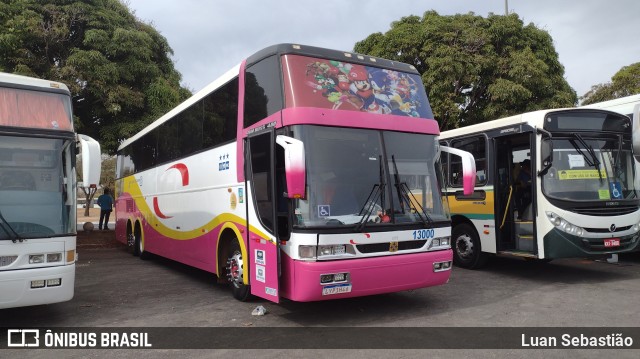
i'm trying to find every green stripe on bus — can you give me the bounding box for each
[451,213,495,220]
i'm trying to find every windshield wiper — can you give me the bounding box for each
[570,134,604,183]
[390,155,433,227]
[355,156,386,232]
[614,134,623,179]
[0,210,24,242]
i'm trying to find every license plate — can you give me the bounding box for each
[322,284,352,296]
[604,238,620,248]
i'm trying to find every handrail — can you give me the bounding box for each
[500,185,514,230]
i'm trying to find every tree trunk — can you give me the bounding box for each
[82,187,98,217]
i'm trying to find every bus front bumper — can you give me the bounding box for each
[543,228,640,259]
[282,250,452,302]
[0,264,75,309]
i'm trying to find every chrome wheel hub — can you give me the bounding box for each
[456,234,474,259]
[226,251,244,288]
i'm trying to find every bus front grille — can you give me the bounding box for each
[584,225,632,233]
[571,205,638,216]
[356,240,427,254]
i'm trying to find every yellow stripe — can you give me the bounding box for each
[119,176,271,242]
[446,190,495,218]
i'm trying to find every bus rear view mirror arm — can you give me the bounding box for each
[441,146,476,195]
[276,135,306,199]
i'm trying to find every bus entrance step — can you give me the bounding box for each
[515,221,533,236]
[516,234,534,252]
[498,251,538,259]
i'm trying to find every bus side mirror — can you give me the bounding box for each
[77,134,101,188]
[541,139,553,166]
[633,103,640,162]
[441,146,476,195]
[276,135,306,199]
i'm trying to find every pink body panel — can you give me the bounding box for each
[115,192,244,274]
[280,249,452,302]
[281,107,440,135]
[248,236,279,302]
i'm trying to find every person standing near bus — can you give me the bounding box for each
[97,188,114,230]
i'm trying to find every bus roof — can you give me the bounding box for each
[0,72,70,94]
[580,94,640,117]
[118,43,423,152]
[439,109,553,140]
[246,43,420,75]
[439,106,634,141]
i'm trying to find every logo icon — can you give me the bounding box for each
[610,224,617,233]
[7,329,40,347]
[389,241,399,252]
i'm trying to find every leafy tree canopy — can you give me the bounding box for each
[354,11,577,130]
[0,0,191,154]
[581,62,640,105]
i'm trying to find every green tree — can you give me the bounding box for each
[581,62,640,105]
[0,0,190,154]
[354,11,577,130]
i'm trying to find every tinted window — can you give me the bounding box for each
[450,135,487,186]
[117,78,239,177]
[203,78,238,148]
[244,55,283,128]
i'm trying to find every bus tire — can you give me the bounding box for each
[128,224,138,256]
[226,239,250,301]
[134,225,150,260]
[452,223,487,269]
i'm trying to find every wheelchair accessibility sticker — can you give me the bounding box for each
[610,182,622,199]
[318,205,331,217]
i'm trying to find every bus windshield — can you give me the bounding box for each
[0,136,75,239]
[291,125,446,228]
[542,136,637,202]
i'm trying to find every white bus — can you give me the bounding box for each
[0,72,101,309]
[440,108,640,268]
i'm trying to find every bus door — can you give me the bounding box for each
[246,129,280,302]
[493,131,537,255]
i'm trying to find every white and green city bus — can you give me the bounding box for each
[440,108,640,268]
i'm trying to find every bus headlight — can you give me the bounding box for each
[47,253,62,263]
[429,237,450,249]
[29,254,45,264]
[298,245,355,259]
[299,246,316,259]
[546,211,585,237]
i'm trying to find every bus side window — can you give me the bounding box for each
[450,135,487,188]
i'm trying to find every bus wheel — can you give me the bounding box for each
[226,239,250,301]
[452,223,487,269]
[128,226,138,256]
[134,226,149,260]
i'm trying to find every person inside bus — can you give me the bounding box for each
[320,175,359,216]
[97,188,114,230]
[515,159,532,220]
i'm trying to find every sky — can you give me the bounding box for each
[127,0,639,99]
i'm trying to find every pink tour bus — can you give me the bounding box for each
[114,44,475,302]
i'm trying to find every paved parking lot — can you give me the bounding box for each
[2,233,639,357]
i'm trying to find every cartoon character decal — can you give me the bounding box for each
[285,55,431,118]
